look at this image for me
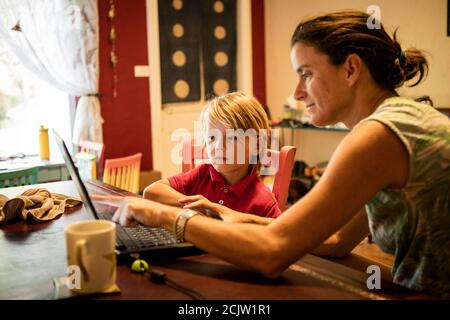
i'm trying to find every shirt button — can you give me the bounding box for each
[223,188,228,193]
[219,200,224,205]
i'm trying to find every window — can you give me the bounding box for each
[0,40,73,160]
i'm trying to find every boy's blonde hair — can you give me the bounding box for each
[200,91,271,173]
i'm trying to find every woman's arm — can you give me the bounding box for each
[144,183,273,224]
[114,121,409,277]
[311,207,370,257]
[143,179,185,207]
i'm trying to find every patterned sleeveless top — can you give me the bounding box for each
[359,97,450,297]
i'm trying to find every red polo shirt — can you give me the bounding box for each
[168,164,281,218]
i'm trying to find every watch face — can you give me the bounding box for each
[184,210,196,218]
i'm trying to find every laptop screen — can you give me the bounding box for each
[52,129,99,220]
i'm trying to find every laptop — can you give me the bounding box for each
[53,130,202,264]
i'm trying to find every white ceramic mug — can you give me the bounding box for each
[65,220,116,294]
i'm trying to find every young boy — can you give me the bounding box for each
[144,92,281,222]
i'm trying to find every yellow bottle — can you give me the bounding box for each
[39,125,50,160]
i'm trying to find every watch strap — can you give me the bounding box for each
[174,209,198,242]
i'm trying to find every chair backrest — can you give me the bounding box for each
[181,140,209,173]
[260,146,296,211]
[181,140,296,211]
[0,167,39,188]
[79,140,105,177]
[103,153,142,193]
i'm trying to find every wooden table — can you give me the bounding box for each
[0,180,434,300]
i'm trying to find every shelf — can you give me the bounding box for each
[272,122,349,132]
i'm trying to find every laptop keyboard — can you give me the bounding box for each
[95,206,181,251]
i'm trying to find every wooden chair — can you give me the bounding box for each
[181,140,296,211]
[103,153,142,193]
[79,140,105,178]
[0,167,39,188]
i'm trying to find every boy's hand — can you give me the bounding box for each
[178,195,269,224]
[178,195,218,216]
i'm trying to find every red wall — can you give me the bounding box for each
[98,0,152,170]
[251,0,266,107]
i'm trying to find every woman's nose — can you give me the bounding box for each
[294,81,307,101]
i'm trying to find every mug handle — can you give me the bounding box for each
[76,239,89,282]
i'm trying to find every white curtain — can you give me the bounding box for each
[0,0,102,145]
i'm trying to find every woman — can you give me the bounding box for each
[105,11,450,296]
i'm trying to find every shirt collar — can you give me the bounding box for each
[207,164,258,197]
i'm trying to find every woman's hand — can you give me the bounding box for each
[90,194,166,227]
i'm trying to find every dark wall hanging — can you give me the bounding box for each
[158,0,236,104]
[158,0,201,103]
[202,0,237,99]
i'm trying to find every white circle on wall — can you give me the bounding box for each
[172,50,186,67]
[213,79,229,96]
[172,0,183,10]
[174,80,190,98]
[214,26,226,39]
[172,23,184,38]
[213,1,224,13]
[214,51,228,67]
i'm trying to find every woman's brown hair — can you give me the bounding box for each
[291,11,429,93]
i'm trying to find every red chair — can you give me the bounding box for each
[181,140,208,173]
[103,153,142,193]
[181,140,296,211]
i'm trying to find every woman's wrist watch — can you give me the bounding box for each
[174,209,199,242]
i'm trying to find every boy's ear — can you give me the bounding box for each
[343,53,363,87]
